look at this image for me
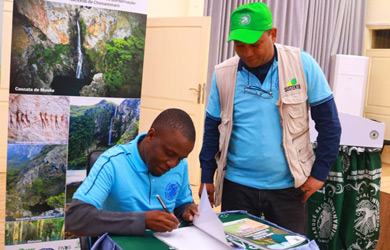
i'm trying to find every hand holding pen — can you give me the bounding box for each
[144,195,180,232]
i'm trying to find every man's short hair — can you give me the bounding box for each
[151,108,196,143]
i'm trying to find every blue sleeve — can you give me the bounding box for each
[175,160,194,207]
[310,98,342,181]
[300,51,333,105]
[206,72,222,117]
[199,112,221,183]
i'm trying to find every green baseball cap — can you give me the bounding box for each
[227,2,273,44]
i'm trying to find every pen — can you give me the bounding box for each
[156,194,170,213]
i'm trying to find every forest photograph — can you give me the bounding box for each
[5,218,65,245]
[10,0,146,97]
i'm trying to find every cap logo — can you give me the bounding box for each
[239,14,251,26]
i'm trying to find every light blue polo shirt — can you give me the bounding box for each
[73,133,193,212]
[207,51,333,189]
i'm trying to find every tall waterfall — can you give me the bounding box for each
[75,20,83,79]
[108,107,118,146]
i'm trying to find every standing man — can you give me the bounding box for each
[199,2,341,235]
[66,108,199,238]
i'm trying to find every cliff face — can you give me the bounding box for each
[10,0,146,95]
[6,145,67,219]
[16,146,67,194]
[14,0,139,50]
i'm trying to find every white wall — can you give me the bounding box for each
[148,0,204,17]
[366,0,390,24]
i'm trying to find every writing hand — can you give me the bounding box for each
[300,176,324,203]
[145,210,180,232]
[198,183,215,207]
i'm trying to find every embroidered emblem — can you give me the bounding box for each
[284,78,300,92]
[286,78,297,86]
[165,182,179,201]
[239,14,251,26]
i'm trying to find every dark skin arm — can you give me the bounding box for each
[146,203,199,232]
[300,176,324,202]
[182,203,199,221]
[146,210,180,232]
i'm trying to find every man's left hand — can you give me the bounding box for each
[182,203,199,221]
[300,176,324,203]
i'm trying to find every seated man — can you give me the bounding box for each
[65,108,199,237]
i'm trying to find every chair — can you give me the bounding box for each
[79,149,105,250]
[87,149,106,175]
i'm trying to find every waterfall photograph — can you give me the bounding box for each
[67,96,140,171]
[9,0,146,97]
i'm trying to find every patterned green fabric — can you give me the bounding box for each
[308,147,381,249]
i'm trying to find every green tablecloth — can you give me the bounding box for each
[109,211,314,250]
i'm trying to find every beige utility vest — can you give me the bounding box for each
[213,43,314,206]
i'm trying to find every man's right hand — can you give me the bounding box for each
[198,183,215,207]
[145,210,180,232]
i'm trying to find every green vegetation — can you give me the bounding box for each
[67,111,96,168]
[117,121,139,145]
[28,44,69,67]
[46,193,65,209]
[86,24,146,97]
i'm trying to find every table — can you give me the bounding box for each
[92,211,319,250]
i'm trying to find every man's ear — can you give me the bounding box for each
[271,27,277,43]
[146,128,155,140]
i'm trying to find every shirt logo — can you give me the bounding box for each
[239,14,251,26]
[284,78,301,92]
[165,182,179,201]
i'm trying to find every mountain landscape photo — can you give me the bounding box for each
[67,98,140,170]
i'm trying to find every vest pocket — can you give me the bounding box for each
[281,92,308,135]
[284,103,308,134]
[297,137,314,177]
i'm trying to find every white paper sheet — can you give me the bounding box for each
[193,187,230,246]
[154,188,232,250]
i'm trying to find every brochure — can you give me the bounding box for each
[223,218,306,250]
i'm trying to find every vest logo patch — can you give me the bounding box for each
[284,78,300,92]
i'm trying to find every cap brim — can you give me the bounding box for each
[227,29,264,44]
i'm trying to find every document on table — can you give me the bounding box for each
[153,188,233,250]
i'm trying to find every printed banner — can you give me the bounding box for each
[308,147,381,250]
[5,0,147,247]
